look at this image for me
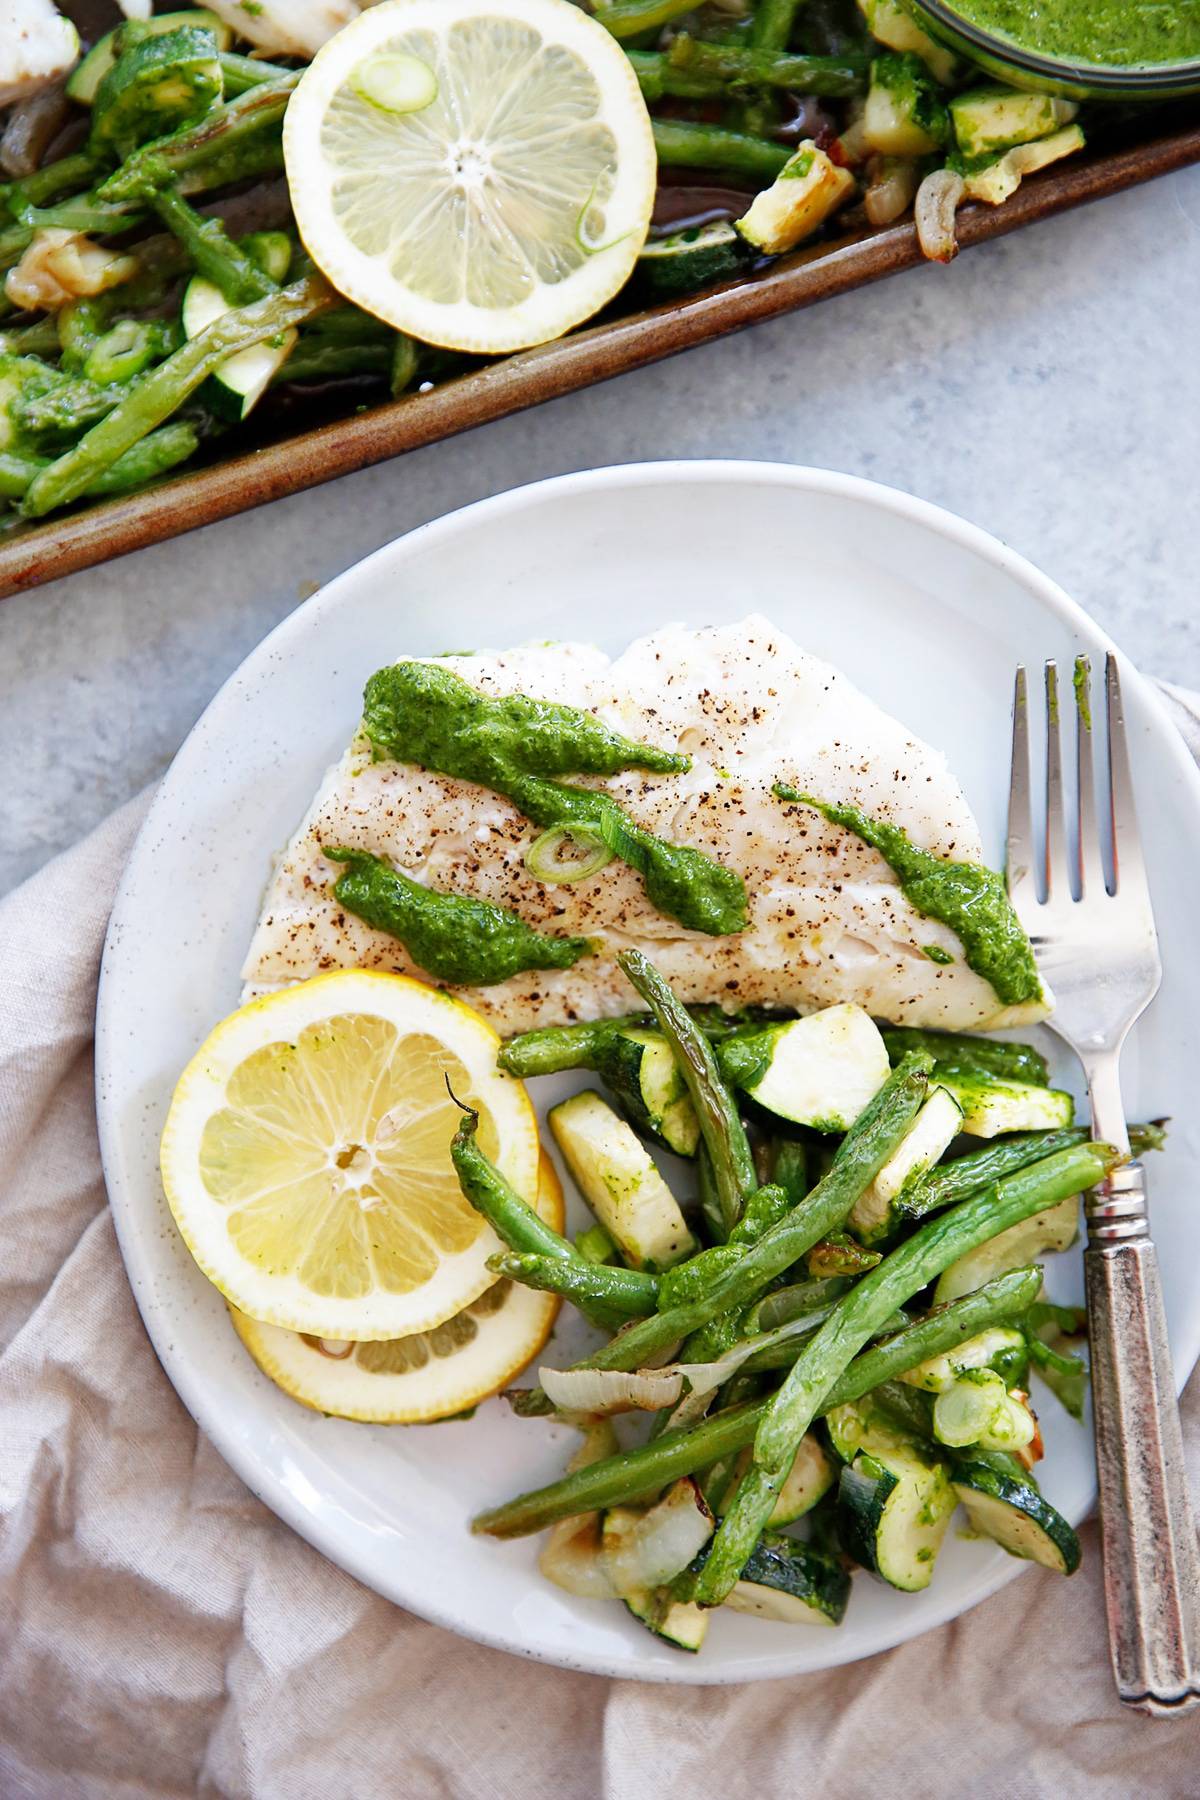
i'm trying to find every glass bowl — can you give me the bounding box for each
[908,0,1200,100]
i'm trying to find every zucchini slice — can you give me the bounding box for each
[950,85,1077,159]
[858,0,960,84]
[722,1535,850,1627]
[181,274,296,418]
[838,1443,957,1591]
[862,53,949,158]
[939,1073,1074,1138]
[624,1588,709,1651]
[934,1192,1079,1304]
[66,10,233,106]
[635,221,749,298]
[959,124,1086,206]
[735,141,856,256]
[717,1004,890,1133]
[721,1432,835,1526]
[593,1027,700,1157]
[952,1461,1081,1574]
[549,1091,696,1270]
[849,1084,964,1244]
[899,1325,1028,1393]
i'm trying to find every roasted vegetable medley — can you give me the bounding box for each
[1,1,1089,524]
[462,950,1161,1650]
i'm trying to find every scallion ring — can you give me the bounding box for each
[525,827,614,885]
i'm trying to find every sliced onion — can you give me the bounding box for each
[525,826,613,885]
[1,86,69,180]
[915,169,966,265]
[539,1366,684,1416]
[864,155,921,228]
[603,1480,714,1597]
[538,1418,621,1598]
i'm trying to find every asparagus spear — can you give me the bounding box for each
[651,121,792,182]
[22,274,332,518]
[573,1054,933,1374]
[666,37,869,96]
[692,1139,1119,1604]
[96,73,300,204]
[880,1026,1049,1086]
[474,1264,1044,1537]
[150,188,277,304]
[619,949,756,1236]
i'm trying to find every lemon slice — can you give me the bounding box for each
[229,1153,564,1422]
[282,0,657,352]
[160,969,538,1339]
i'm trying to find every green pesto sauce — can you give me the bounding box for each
[775,787,1042,1008]
[952,0,1200,67]
[362,662,748,937]
[325,847,592,985]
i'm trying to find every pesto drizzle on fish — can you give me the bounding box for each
[361,662,749,937]
[325,848,594,986]
[773,785,1042,1007]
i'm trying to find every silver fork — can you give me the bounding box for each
[1008,654,1200,1715]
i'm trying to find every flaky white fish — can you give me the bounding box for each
[243,616,1047,1035]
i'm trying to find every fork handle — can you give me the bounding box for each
[1085,1161,1200,1715]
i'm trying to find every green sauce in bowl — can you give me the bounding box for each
[953,0,1200,68]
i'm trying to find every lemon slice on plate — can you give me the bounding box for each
[282,0,657,352]
[229,1153,563,1422]
[160,969,538,1340]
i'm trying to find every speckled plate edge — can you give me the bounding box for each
[94,462,1200,1683]
[4,119,1200,600]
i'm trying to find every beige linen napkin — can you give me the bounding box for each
[5,687,1200,1800]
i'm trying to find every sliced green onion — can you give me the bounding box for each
[526,827,614,885]
[350,52,438,115]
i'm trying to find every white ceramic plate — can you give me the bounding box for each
[96,463,1200,1683]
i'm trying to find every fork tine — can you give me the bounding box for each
[1044,661,1071,900]
[1106,653,1146,899]
[1007,665,1037,907]
[1074,655,1108,897]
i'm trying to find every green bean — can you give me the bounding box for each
[219,51,294,96]
[84,318,177,387]
[390,333,419,397]
[0,318,60,357]
[473,1265,1045,1537]
[7,151,98,209]
[487,1251,659,1318]
[450,1107,631,1331]
[83,420,199,494]
[651,120,792,181]
[271,341,391,385]
[594,0,700,41]
[576,1054,933,1373]
[666,36,869,95]
[881,1026,1049,1086]
[22,274,332,518]
[769,1138,810,1206]
[151,188,276,304]
[97,73,300,203]
[751,0,805,52]
[619,950,755,1236]
[693,1140,1119,1603]
[899,1121,1163,1225]
[0,421,198,501]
